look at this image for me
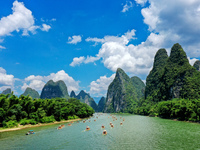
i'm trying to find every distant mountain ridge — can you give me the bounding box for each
[1,88,12,95]
[70,90,98,111]
[21,87,40,99]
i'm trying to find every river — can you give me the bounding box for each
[0,114,199,150]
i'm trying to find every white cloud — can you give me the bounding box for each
[86,29,136,45]
[139,0,200,57]
[67,35,82,44]
[70,56,85,67]
[25,75,43,81]
[72,29,157,75]
[51,18,56,22]
[21,80,45,91]
[0,1,51,37]
[121,1,133,13]
[188,57,198,66]
[135,0,147,5]
[89,74,115,97]
[41,24,51,32]
[0,67,15,88]
[22,70,80,93]
[0,45,6,49]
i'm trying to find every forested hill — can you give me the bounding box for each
[145,43,200,101]
[21,87,40,99]
[40,80,69,99]
[103,68,144,113]
[135,43,200,122]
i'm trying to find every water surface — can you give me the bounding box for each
[0,114,199,150]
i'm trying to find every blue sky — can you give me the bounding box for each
[0,0,200,98]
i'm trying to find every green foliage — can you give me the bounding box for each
[146,43,200,102]
[2,120,18,128]
[68,115,79,120]
[40,116,55,123]
[145,48,168,101]
[135,98,200,122]
[0,94,94,128]
[20,118,37,125]
[131,76,145,100]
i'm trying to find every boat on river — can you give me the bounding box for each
[86,126,90,131]
[26,130,35,135]
[103,130,107,135]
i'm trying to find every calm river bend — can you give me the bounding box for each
[0,113,200,150]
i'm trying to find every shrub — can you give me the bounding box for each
[40,116,55,123]
[2,120,18,128]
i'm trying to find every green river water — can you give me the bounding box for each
[0,114,199,150]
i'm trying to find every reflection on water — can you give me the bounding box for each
[0,114,200,150]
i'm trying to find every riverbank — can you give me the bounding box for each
[0,118,82,133]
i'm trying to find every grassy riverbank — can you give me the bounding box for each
[0,118,82,133]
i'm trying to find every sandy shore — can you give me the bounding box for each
[0,118,82,133]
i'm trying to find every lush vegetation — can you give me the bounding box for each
[134,98,200,122]
[135,43,200,122]
[0,94,94,128]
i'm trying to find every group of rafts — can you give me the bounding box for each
[57,113,125,135]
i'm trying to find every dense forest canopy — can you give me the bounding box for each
[0,93,94,128]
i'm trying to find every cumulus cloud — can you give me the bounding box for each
[70,56,85,67]
[21,70,80,93]
[89,74,115,97]
[0,0,51,37]
[67,35,82,44]
[41,24,51,32]
[121,1,133,13]
[139,0,200,57]
[72,29,158,75]
[0,67,15,92]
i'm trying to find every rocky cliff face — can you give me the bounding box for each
[193,60,200,71]
[145,43,200,101]
[1,88,11,95]
[22,87,40,99]
[40,80,69,99]
[97,97,106,112]
[103,68,138,113]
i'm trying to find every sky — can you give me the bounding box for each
[0,0,200,99]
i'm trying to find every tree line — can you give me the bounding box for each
[0,93,94,128]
